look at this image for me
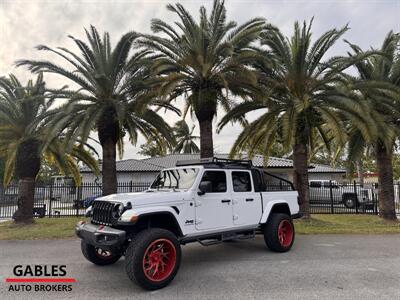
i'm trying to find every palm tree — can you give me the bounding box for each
[218,20,375,217]
[17,26,177,195]
[172,120,199,154]
[141,0,265,158]
[138,120,199,156]
[138,136,171,157]
[0,74,98,223]
[345,31,400,220]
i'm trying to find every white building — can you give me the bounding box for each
[80,154,346,184]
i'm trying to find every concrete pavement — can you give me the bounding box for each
[0,235,399,299]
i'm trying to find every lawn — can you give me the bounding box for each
[0,215,399,240]
[0,217,84,240]
[295,214,400,234]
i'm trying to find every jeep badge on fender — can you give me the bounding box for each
[75,157,300,290]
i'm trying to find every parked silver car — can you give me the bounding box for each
[309,180,373,209]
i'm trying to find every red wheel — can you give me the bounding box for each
[263,213,295,252]
[142,239,177,282]
[277,220,294,247]
[125,229,181,290]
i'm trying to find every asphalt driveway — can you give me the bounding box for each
[0,235,399,299]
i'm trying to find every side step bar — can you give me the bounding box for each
[182,230,256,246]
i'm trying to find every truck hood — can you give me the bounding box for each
[95,190,192,207]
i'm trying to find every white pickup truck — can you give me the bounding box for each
[309,180,373,209]
[76,158,300,290]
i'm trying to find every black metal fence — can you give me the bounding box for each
[0,182,151,219]
[309,181,400,215]
[1,180,399,219]
[309,181,378,215]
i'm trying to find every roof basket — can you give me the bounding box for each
[176,157,253,168]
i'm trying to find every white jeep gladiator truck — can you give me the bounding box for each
[76,158,300,290]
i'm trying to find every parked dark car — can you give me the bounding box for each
[73,194,100,209]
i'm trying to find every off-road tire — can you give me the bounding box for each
[125,228,181,290]
[81,240,121,265]
[263,213,295,252]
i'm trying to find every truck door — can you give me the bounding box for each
[195,170,233,230]
[231,171,262,226]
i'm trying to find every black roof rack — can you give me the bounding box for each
[176,157,253,168]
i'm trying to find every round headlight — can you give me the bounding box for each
[112,203,124,219]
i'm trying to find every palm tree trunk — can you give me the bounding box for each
[13,178,36,223]
[356,159,364,186]
[376,143,397,220]
[198,119,214,158]
[97,108,119,196]
[101,138,117,195]
[293,142,310,218]
[13,139,41,223]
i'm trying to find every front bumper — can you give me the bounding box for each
[75,222,126,250]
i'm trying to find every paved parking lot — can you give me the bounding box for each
[1,235,399,299]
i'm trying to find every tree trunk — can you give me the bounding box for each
[293,143,310,218]
[376,143,397,220]
[13,178,36,223]
[12,139,41,223]
[101,138,117,195]
[198,119,214,158]
[97,108,119,196]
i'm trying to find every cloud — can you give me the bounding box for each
[1,0,399,159]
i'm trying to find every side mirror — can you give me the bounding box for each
[198,181,212,195]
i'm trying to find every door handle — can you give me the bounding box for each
[246,198,254,202]
[221,199,231,203]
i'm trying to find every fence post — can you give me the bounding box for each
[372,190,377,215]
[397,182,400,201]
[130,181,133,193]
[397,182,400,215]
[76,185,82,217]
[48,194,52,218]
[49,197,53,218]
[0,185,4,218]
[353,180,358,214]
[329,180,334,214]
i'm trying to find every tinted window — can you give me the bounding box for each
[232,172,252,192]
[310,181,321,188]
[322,182,330,188]
[200,171,227,193]
[252,170,264,192]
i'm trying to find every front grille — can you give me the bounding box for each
[91,201,118,226]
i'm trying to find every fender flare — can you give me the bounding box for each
[120,206,183,236]
[260,200,291,224]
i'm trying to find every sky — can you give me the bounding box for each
[0,0,399,160]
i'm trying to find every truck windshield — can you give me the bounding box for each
[150,168,199,190]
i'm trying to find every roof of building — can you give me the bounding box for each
[81,153,346,174]
[80,158,163,173]
[309,164,346,174]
